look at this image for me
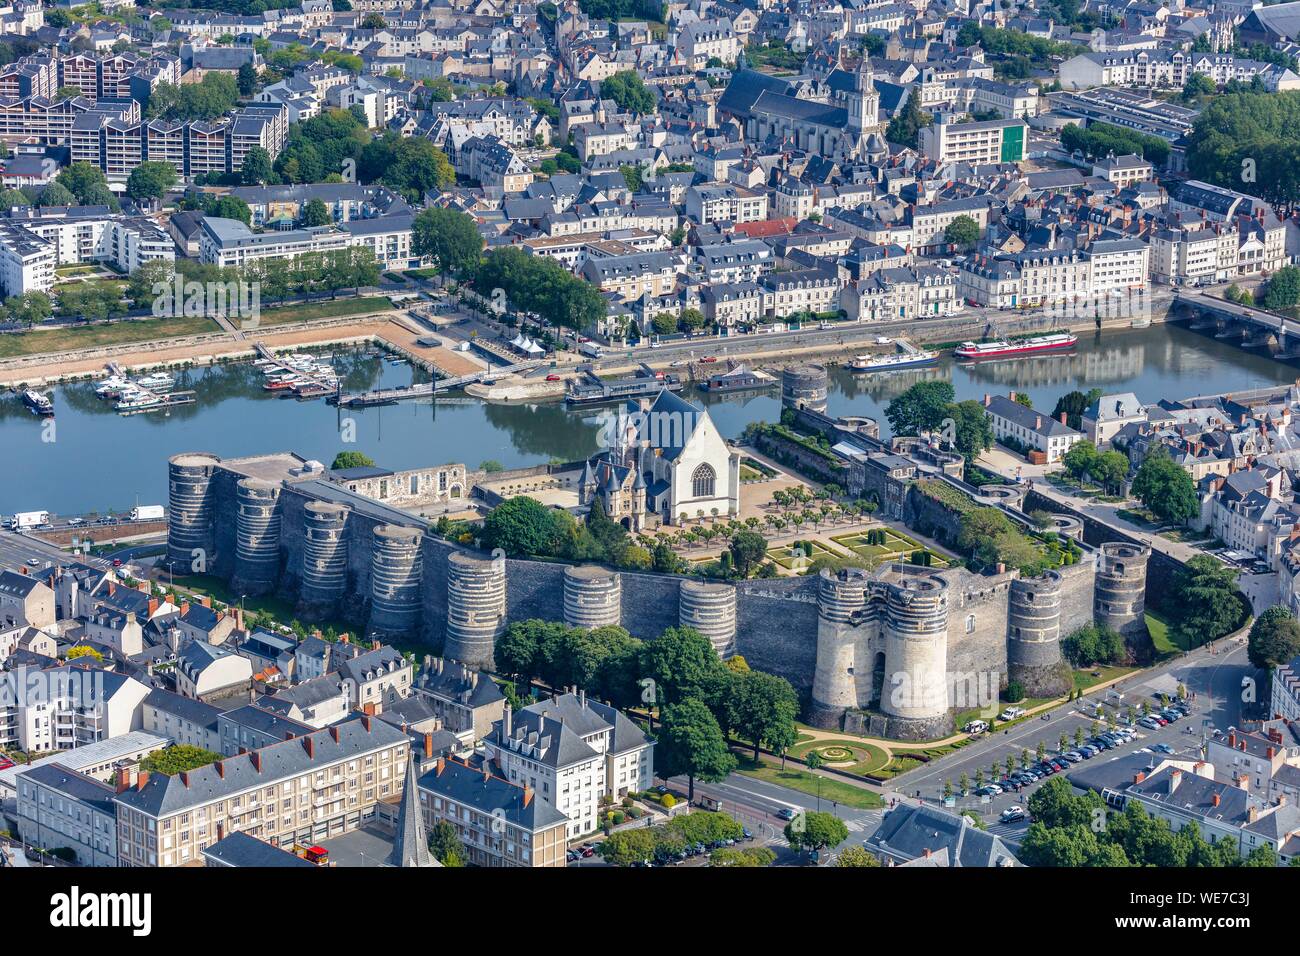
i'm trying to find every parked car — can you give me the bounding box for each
[1152,743,1174,754]
[999,707,1026,721]
[1063,752,1083,762]
[776,807,799,821]
[1000,806,1027,823]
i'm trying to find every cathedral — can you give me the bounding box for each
[718,53,885,164]
[578,389,741,530]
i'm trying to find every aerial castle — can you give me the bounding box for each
[166,451,1148,741]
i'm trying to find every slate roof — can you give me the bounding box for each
[417,756,568,830]
[203,831,318,867]
[864,803,1021,866]
[114,717,408,817]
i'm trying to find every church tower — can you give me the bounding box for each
[846,57,880,135]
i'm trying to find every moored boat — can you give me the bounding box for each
[954,333,1077,360]
[22,389,53,415]
[848,350,940,372]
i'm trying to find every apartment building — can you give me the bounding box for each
[16,763,119,866]
[840,265,959,321]
[336,645,413,714]
[580,250,682,301]
[411,657,506,743]
[417,754,569,866]
[918,115,1026,164]
[982,393,1084,464]
[113,715,409,866]
[696,239,773,283]
[0,665,150,753]
[0,218,55,297]
[0,569,56,628]
[484,692,654,839]
[198,216,350,269]
[685,183,769,225]
[1091,154,1154,187]
[141,688,223,753]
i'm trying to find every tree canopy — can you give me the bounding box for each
[885,380,956,436]
[1130,448,1197,525]
[1249,605,1300,670]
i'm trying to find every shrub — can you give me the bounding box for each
[1005,680,1025,703]
[611,811,626,825]
[661,793,676,808]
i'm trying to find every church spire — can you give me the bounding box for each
[389,752,439,868]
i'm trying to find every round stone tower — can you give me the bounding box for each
[781,364,828,414]
[979,484,1025,510]
[231,478,282,596]
[299,501,350,617]
[1007,571,1071,697]
[369,525,424,638]
[563,565,622,630]
[1095,541,1151,642]
[444,551,507,667]
[678,579,737,658]
[809,567,875,729]
[1049,514,1084,541]
[880,574,952,740]
[167,452,220,574]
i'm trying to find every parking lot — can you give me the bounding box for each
[895,691,1215,845]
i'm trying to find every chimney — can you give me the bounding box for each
[923,847,932,858]
[147,597,159,616]
[361,714,372,731]
[115,767,131,793]
[983,393,991,407]
[1267,746,1276,759]
[1212,792,1221,807]
[436,757,446,775]
[1248,805,1259,823]
[1133,771,1146,784]
[340,633,349,644]
[180,771,190,789]
[234,607,244,631]
[215,760,224,779]
[424,732,434,759]
[1169,768,1182,792]
[250,751,262,773]
[523,784,533,807]
[503,702,513,737]
[216,823,225,842]
[579,688,587,708]
[107,581,115,596]
[135,771,150,791]
[179,601,189,617]
[1035,415,1042,430]
[1228,732,1236,749]
[200,595,211,608]
[304,737,315,758]
[363,701,376,717]
[329,725,339,742]
[1059,412,1067,425]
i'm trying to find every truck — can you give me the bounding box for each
[7,510,49,530]
[129,505,165,522]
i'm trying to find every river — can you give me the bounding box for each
[3,322,1297,516]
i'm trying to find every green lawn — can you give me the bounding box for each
[405,268,439,280]
[255,296,395,327]
[1146,610,1185,656]
[0,315,219,359]
[54,264,98,277]
[734,756,883,809]
[739,464,764,481]
[788,739,890,775]
[1073,665,1136,692]
[766,540,835,569]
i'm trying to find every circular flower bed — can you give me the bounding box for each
[817,746,855,762]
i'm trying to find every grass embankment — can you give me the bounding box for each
[0,315,219,359]
[254,296,395,327]
[733,755,883,809]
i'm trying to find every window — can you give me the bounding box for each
[691,463,716,498]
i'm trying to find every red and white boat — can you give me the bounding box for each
[263,374,299,391]
[954,333,1077,360]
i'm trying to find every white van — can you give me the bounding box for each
[964,720,988,735]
